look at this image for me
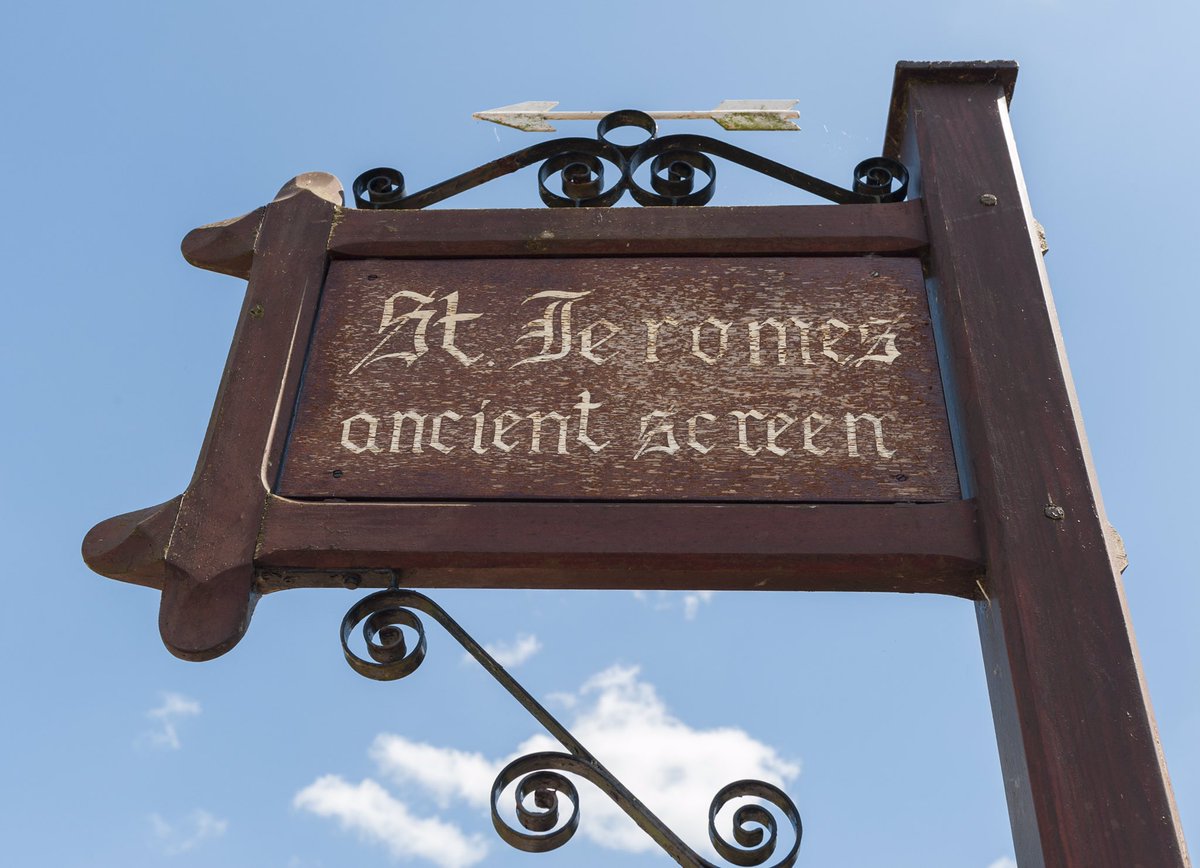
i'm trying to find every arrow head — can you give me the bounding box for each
[473,101,560,132]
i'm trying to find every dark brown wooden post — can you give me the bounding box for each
[159,172,342,661]
[887,62,1189,867]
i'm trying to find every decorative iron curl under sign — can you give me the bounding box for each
[353,109,908,209]
[342,587,802,867]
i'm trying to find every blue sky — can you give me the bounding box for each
[1,1,1196,866]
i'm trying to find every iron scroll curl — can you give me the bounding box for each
[353,109,906,210]
[340,588,803,867]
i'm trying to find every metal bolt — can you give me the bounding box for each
[341,573,362,589]
[870,270,881,278]
[332,469,344,478]
[979,193,998,206]
[249,303,265,318]
[1044,504,1065,520]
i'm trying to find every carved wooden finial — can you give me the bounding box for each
[181,173,343,280]
[274,171,344,205]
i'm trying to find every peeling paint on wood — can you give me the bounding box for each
[278,256,957,502]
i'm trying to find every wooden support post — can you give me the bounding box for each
[888,61,1189,867]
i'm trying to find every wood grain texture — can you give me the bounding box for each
[897,68,1190,866]
[329,199,928,259]
[159,173,342,661]
[883,60,1017,160]
[256,497,983,596]
[278,256,958,502]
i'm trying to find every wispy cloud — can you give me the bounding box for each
[987,859,1017,868]
[149,809,227,855]
[142,692,201,750]
[466,633,542,669]
[632,589,716,620]
[682,591,714,620]
[294,777,487,868]
[296,664,797,864]
[371,737,496,810]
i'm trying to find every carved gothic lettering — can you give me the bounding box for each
[643,318,679,363]
[573,390,608,452]
[820,319,853,365]
[765,412,796,456]
[748,318,789,366]
[430,410,461,454]
[691,317,731,365]
[580,319,622,365]
[635,411,679,458]
[340,412,381,454]
[803,412,831,456]
[512,290,591,367]
[492,411,524,453]
[686,413,716,454]
[528,411,569,454]
[390,411,427,454]
[729,409,766,456]
[845,412,896,458]
[854,317,903,366]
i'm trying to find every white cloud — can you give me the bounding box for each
[149,809,227,855]
[466,633,542,669]
[294,776,487,868]
[544,690,577,710]
[514,665,799,856]
[296,665,797,865]
[682,591,714,620]
[632,590,716,619]
[987,859,1017,868]
[142,692,201,750]
[371,736,496,810]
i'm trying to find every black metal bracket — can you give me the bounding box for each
[353,109,906,210]
[341,587,802,867]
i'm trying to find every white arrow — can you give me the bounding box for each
[473,100,800,133]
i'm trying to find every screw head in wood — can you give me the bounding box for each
[979,193,998,206]
[1044,504,1065,520]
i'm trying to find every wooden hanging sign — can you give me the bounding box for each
[82,183,982,663]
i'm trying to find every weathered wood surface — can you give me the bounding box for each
[890,61,1189,867]
[180,206,267,279]
[278,256,958,502]
[256,497,983,596]
[329,199,928,259]
[157,172,343,661]
[82,495,181,589]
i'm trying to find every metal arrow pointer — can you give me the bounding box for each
[473,100,800,132]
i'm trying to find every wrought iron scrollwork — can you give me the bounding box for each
[354,109,906,210]
[341,587,803,867]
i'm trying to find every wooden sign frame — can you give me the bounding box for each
[84,62,1189,866]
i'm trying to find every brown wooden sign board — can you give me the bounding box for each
[83,62,1189,867]
[282,256,957,502]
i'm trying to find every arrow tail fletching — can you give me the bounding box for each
[713,113,800,131]
[713,99,800,131]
